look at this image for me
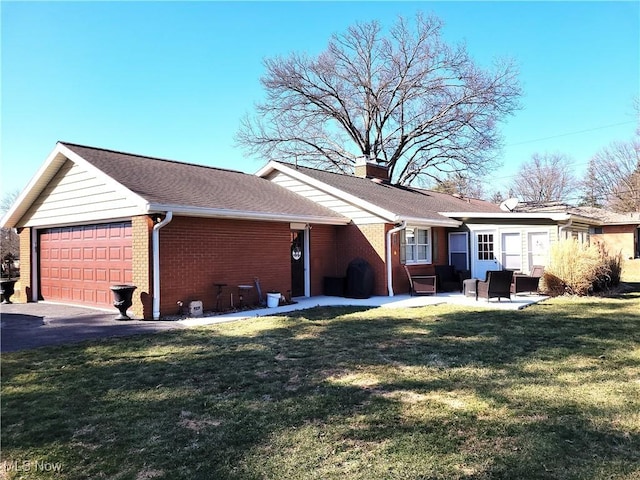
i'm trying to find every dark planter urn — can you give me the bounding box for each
[0,279,17,304]
[110,284,137,320]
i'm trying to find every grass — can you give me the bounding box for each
[2,293,640,479]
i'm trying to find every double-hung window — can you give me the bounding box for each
[402,227,432,264]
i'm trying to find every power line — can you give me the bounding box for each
[505,121,636,147]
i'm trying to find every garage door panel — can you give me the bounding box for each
[39,222,132,308]
[109,247,122,261]
[84,289,95,303]
[71,268,82,280]
[109,269,122,283]
[96,290,109,305]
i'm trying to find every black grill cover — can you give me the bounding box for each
[345,258,374,299]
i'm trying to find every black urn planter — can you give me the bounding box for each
[0,279,17,304]
[110,284,137,320]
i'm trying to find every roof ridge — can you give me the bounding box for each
[274,160,493,202]
[59,141,246,175]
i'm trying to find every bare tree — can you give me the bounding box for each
[432,172,486,199]
[582,140,640,212]
[237,13,521,186]
[509,152,579,203]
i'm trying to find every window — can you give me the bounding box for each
[402,227,432,264]
[477,233,495,260]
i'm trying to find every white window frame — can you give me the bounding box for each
[403,226,432,265]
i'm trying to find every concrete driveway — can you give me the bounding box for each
[0,303,184,353]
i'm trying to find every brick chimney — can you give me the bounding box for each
[354,156,390,182]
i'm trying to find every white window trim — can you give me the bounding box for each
[403,226,432,265]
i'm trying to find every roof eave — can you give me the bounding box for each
[146,203,351,225]
[399,215,461,227]
[441,212,573,221]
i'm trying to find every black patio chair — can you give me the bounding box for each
[476,270,514,302]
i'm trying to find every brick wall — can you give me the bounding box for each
[157,216,293,316]
[390,226,450,295]
[336,223,388,296]
[593,224,639,260]
[132,215,153,319]
[308,224,339,295]
[12,228,31,303]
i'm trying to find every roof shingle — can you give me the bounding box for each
[62,143,347,221]
[272,162,502,222]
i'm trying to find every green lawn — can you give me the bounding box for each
[2,292,640,479]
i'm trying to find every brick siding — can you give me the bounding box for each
[12,228,31,303]
[131,215,153,319]
[156,216,294,316]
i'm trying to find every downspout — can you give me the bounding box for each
[559,219,572,240]
[386,221,407,296]
[152,211,173,320]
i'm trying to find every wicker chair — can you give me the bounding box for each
[476,270,514,302]
[511,265,544,295]
[434,265,470,292]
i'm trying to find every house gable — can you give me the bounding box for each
[2,143,148,228]
[265,169,391,225]
[257,161,465,227]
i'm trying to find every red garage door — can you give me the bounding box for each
[39,222,133,308]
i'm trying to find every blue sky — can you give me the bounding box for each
[1,1,638,201]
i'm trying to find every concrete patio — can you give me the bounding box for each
[180,291,549,327]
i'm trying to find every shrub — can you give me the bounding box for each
[541,239,621,296]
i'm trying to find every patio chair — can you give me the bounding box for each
[404,265,436,296]
[511,265,544,295]
[434,265,470,292]
[476,270,514,302]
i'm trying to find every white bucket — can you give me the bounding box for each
[266,293,280,308]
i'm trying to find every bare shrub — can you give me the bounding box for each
[541,239,621,296]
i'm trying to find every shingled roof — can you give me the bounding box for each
[261,161,502,224]
[1,143,350,228]
[62,143,350,223]
[513,201,640,225]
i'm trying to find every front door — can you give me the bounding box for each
[473,230,499,280]
[291,230,305,297]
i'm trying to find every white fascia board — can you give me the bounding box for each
[258,161,398,222]
[146,203,351,225]
[1,145,69,228]
[440,212,573,221]
[400,216,461,228]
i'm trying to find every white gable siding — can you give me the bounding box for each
[19,160,142,227]
[268,171,384,225]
